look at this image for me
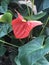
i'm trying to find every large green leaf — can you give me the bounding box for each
[15,36,44,65]
[15,36,49,65]
[25,12,46,20]
[15,57,49,65]
[0,23,12,38]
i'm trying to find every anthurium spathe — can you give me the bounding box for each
[12,12,43,39]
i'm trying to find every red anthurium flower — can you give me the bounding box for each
[12,12,43,39]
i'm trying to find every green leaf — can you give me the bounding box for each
[15,36,45,65]
[25,12,46,20]
[43,0,49,10]
[34,57,49,65]
[0,12,12,23]
[15,57,21,65]
[15,36,49,65]
[0,23,12,38]
[44,37,49,49]
[39,0,49,11]
[0,0,10,13]
[45,54,49,61]
[15,57,49,65]
[0,45,6,56]
[45,27,49,36]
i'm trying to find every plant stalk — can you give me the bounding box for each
[40,17,49,35]
[0,40,19,48]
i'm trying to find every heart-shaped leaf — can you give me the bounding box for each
[15,36,49,65]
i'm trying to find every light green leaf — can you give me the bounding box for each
[0,12,12,23]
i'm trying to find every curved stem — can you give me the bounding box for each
[0,40,19,48]
[40,17,49,35]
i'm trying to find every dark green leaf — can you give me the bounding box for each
[45,27,49,36]
[34,0,43,11]
[45,54,49,61]
[0,0,10,13]
[39,0,49,11]
[25,12,46,20]
[9,47,18,65]
[0,46,6,56]
[43,0,49,10]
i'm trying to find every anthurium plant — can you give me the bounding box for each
[0,0,49,65]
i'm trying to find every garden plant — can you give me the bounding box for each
[0,0,49,65]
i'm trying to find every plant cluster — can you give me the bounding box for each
[0,0,49,65]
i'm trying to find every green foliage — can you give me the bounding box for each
[0,0,49,65]
[0,0,10,13]
[0,45,6,56]
[15,36,49,65]
[45,27,49,36]
[0,12,12,23]
[25,12,46,20]
[39,0,49,11]
[34,57,49,65]
[0,23,12,38]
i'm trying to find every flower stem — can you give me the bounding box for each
[40,17,49,35]
[0,40,19,48]
[19,39,24,44]
[32,0,34,5]
[27,5,30,16]
[31,0,35,15]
